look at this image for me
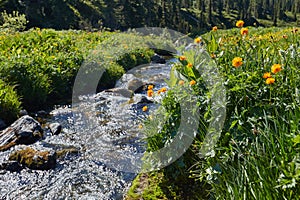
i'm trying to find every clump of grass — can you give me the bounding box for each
[131,25,300,199]
[0,79,21,123]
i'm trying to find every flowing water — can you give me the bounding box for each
[0,61,173,199]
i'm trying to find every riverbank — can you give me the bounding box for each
[125,26,300,199]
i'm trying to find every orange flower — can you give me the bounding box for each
[190,80,196,86]
[266,77,275,84]
[212,26,218,31]
[194,37,201,44]
[148,85,154,90]
[271,64,282,74]
[232,57,243,68]
[179,56,186,61]
[160,87,167,93]
[178,80,185,85]
[211,53,216,59]
[292,28,298,34]
[147,89,154,97]
[142,106,148,112]
[263,72,272,79]
[187,63,193,68]
[282,35,288,39]
[236,20,245,28]
[240,27,249,35]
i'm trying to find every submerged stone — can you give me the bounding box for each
[0,160,23,172]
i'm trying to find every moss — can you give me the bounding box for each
[9,147,56,170]
[125,172,168,200]
[56,147,79,159]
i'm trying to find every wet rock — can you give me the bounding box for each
[19,109,28,117]
[135,96,154,104]
[36,110,48,118]
[127,79,145,93]
[56,147,80,159]
[151,54,166,64]
[0,161,23,172]
[9,147,56,170]
[0,115,43,151]
[49,123,62,135]
[0,119,6,130]
[105,88,133,98]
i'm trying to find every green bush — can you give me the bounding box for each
[0,79,21,123]
[0,10,28,32]
[0,29,157,111]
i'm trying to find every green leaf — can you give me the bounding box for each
[230,120,238,129]
[293,135,300,145]
[168,66,177,87]
[208,33,218,53]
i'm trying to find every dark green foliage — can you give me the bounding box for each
[0,79,21,123]
[1,0,299,33]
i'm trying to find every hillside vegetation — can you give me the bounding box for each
[0,0,299,33]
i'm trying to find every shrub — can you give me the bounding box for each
[0,79,21,123]
[0,10,28,32]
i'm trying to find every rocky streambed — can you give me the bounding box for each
[0,57,173,199]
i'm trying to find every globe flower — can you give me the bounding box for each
[190,80,196,86]
[142,106,148,112]
[282,35,288,39]
[211,53,216,59]
[160,87,167,93]
[187,63,193,68]
[236,20,245,28]
[292,28,298,34]
[194,37,201,44]
[212,26,218,31]
[240,27,249,35]
[271,64,282,74]
[232,57,243,68]
[178,80,185,85]
[148,85,154,90]
[266,77,275,84]
[179,56,186,61]
[263,72,272,79]
[147,89,154,97]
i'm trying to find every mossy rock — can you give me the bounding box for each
[9,147,56,170]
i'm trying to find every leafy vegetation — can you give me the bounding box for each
[0,27,156,122]
[128,25,300,199]
[0,79,21,123]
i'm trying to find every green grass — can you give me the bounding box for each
[127,26,300,199]
[0,28,158,122]
[0,79,21,123]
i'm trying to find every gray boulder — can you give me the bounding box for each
[0,115,43,151]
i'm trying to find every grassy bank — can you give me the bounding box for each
[0,29,157,123]
[127,26,300,199]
